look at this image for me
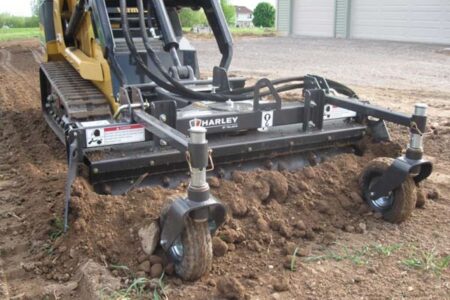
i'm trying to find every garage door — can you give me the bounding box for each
[292,0,335,37]
[351,0,450,44]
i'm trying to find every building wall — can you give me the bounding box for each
[277,0,292,35]
[277,0,450,44]
[335,0,350,38]
[291,0,335,37]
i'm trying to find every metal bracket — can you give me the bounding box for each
[212,66,231,92]
[369,156,433,200]
[63,128,82,232]
[368,119,391,142]
[253,78,282,111]
[114,87,149,119]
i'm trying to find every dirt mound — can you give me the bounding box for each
[37,137,402,292]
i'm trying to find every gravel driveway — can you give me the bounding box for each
[193,36,450,94]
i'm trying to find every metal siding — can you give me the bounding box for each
[291,0,335,37]
[335,0,349,38]
[351,0,450,44]
[277,0,292,34]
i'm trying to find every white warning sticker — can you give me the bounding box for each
[261,110,274,129]
[323,105,357,120]
[86,124,145,148]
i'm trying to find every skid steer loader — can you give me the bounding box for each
[38,0,433,280]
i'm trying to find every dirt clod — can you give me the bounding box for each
[213,237,229,257]
[77,260,121,300]
[303,167,316,179]
[150,263,163,279]
[138,221,160,255]
[273,278,290,292]
[164,263,175,276]
[253,180,271,201]
[256,218,270,232]
[217,277,246,300]
[228,197,248,217]
[350,192,364,203]
[344,225,355,233]
[149,255,163,265]
[357,222,367,234]
[427,188,440,200]
[208,177,221,188]
[231,171,245,184]
[138,261,151,273]
[297,180,310,192]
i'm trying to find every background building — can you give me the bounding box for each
[277,0,450,44]
[235,6,254,27]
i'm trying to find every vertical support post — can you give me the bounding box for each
[303,90,312,132]
[187,121,211,222]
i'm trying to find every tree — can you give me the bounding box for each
[178,8,207,28]
[178,1,235,28]
[31,0,42,17]
[220,0,236,26]
[253,2,276,28]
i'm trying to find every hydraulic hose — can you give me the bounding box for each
[155,83,304,103]
[65,0,87,40]
[229,77,305,95]
[125,0,304,102]
[326,79,359,98]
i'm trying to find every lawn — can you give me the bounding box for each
[0,27,40,42]
[183,26,277,38]
[230,27,277,37]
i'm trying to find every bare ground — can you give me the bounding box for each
[0,37,449,299]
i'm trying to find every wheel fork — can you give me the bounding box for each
[160,119,226,251]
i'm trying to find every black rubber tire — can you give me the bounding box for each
[172,217,212,281]
[359,157,417,223]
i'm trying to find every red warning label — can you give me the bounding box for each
[86,124,145,148]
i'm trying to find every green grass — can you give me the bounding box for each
[101,270,167,300]
[402,248,450,276]
[302,243,449,277]
[0,27,40,42]
[290,247,299,272]
[303,243,403,266]
[49,217,65,241]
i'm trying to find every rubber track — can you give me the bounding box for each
[40,61,112,120]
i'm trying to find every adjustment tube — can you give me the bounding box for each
[187,125,210,222]
[406,103,427,160]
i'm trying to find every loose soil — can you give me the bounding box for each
[0,39,449,299]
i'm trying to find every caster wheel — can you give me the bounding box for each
[359,157,417,223]
[168,217,212,281]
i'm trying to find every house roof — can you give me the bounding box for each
[235,6,253,15]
